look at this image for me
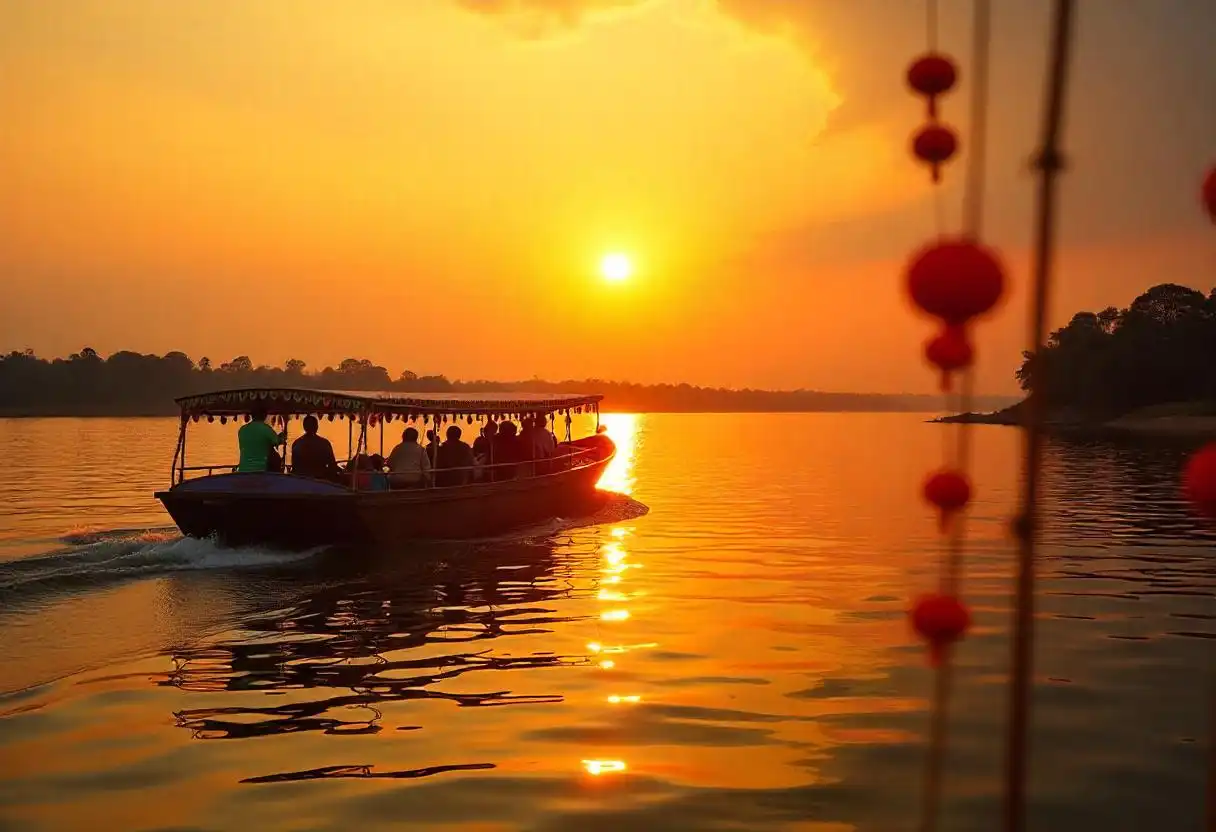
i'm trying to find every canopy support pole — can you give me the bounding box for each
[170,416,186,487]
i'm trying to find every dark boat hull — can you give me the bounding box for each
[156,440,615,549]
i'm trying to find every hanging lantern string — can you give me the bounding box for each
[945,0,993,595]
[926,0,939,52]
[1004,1,1077,831]
[961,0,992,240]
[928,0,945,236]
[920,3,996,829]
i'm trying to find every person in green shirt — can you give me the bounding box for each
[237,406,287,473]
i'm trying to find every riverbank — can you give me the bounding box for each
[935,401,1216,438]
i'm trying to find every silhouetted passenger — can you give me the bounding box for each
[354,453,390,491]
[435,425,476,487]
[473,421,497,462]
[291,415,338,480]
[237,405,286,472]
[490,421,524,481]
[388,427,431,488]
[425,429,439,466]
[524,415,557,474]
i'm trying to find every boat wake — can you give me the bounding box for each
[0,527,322,603]
[0,494,647,605]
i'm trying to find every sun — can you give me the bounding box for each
[599,252,633,283]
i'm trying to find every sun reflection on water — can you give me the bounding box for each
[582,759,627,777]
[596,413,638,494]
[582,523,646,781]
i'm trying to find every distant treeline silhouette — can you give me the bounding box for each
[0,349,1012,416]
[1017,283,1216,416]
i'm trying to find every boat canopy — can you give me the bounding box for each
[175,387,603,419]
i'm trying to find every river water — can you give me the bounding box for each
[0,414,1211,831]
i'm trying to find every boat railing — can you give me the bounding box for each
[175,445,600,488]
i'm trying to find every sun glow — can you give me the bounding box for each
[599,252,633,282]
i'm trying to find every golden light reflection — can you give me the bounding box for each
[607,695,641,704]
[598,659,616,670]
[588,642,646,655]
[600,609,631,622]
[596,414,638,494]
[597,589,629,602]
[582,760,627,777]
[602,543,627,565]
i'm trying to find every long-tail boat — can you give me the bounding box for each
[155,388,615,548]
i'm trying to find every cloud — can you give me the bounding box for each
[455,0,649,35]
[454,0,930,134]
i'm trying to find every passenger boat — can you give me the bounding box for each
[155,388,615,548]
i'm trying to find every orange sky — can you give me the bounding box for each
[1,0,1212,394]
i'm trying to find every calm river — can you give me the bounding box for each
[0,414,1211,831]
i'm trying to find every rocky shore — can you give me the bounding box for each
[933,401,1216,438]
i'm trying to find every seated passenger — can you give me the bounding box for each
[470,421,496,482]
[353,453,390,491]
[518,416,539,476]
[425,429,439,466]
[473,421,496,461]
[524,415,556,473]
[434,425,476,487]
[291,415,339,480]
[387,427,431,488]
[490,421,524,481]
[237,406,287,472]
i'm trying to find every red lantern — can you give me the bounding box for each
[1182,442,1216,518]
[910,593,971,665]
[906,238,1006,324]
[1202,163,1216,223]
[923,468,971,532]
[924,325,973,391]
[907,53,958,116]
[912,123,959,182]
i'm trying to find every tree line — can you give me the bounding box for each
[1017,283,1216,416]
[0,349,1013,416]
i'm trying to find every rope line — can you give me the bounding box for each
[1004,1,1077,829]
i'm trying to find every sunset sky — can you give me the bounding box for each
[1,0,1212,394]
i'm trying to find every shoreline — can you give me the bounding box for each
[0,406,963,419]
[933,403,1216,438]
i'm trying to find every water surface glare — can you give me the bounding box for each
[0,413,1211,831]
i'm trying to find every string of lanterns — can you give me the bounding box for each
[903,22,1007,673]
[1182,166,1216,517]
[902,2,1005,828]
[905,2,1211,827]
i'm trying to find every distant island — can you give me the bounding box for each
[941,282,1216,436]
[0,349,1017,418]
